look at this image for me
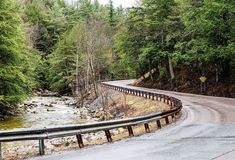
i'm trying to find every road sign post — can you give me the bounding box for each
[200,76,207,94]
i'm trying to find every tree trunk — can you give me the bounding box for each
[149,56,153,81]
[215,64,219,83]
[75,48,79,97]
[168,56,175,80]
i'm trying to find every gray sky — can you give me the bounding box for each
[98,0,137,8]
[66,0,137,8]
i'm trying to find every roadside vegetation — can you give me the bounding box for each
[0,0,234,117]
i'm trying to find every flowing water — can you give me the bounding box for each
[0,96,85,130]
[0,96,90,159]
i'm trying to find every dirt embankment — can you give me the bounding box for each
[137,66,235,98]
[2,89,172,160]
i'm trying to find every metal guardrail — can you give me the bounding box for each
[0,82,182,160]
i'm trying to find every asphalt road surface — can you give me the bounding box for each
[29,80,235,160]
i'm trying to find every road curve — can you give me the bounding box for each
[29,80,235,160]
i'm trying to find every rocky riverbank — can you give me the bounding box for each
[1,88,170,160]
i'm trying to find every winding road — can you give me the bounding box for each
[29,80,235,160]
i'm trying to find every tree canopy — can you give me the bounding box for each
[0,0,234,115]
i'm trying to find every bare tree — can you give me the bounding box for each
[73,19,112,102]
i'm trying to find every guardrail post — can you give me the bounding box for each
[39,139,45,155]
[0,142,2,160]
[165,117,169,124]
[163,96,166,103]
[76,134,84,148]
[167,98,170,105]
[157,120,161,129]
[151,93,154,100]
[158,96,161,101]
[144,123,150,133]
[127,126,134,137]
[105,130,112,142]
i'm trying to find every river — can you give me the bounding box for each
[0,96,86,130]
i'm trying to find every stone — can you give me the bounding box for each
[24,102,32,106]
[65,142,70,147]
[111,130,119,136]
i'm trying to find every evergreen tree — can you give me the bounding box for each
[0,0,30,114]
[175,0,235,82]
[114,0,182,78]
[108,0,115,27]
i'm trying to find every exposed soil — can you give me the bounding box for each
[137,66,235,98]
[104,92,170,118]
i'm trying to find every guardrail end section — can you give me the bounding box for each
[0,142,2,160]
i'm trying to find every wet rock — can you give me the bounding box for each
[65,142,70,147]
[48,104,54,107]
[41,90,59,97]
[51,101,57,104]
[74,112,80,115]
[24,102,32,106]
[61,97,70,101]
[18,104,25,108]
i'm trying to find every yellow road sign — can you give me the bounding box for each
[200,76,207,82]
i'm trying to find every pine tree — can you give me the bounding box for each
[0,0,29,114]
[108,0,115,27]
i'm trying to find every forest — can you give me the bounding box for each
[0,0,234,117]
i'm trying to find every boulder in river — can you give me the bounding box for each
[49,104,54,107]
